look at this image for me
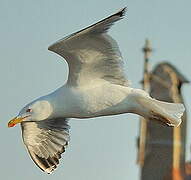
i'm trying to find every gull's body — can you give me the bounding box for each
[8,8,185,174]
[40,82,141,119]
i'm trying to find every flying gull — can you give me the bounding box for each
[8,7,185,174]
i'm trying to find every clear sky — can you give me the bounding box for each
[1,0,191,180]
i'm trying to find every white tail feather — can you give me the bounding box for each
[151,99,185,127]
[137,96,185,127]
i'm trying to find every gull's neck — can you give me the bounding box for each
[43,85,75,118]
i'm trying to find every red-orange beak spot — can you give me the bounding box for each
[8,116,28,128]
[8,122,16,127]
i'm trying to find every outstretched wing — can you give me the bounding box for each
[48,7,129,87]
[21,118,70,174]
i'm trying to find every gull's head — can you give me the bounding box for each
[8,100,53,127]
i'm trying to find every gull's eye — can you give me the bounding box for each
[26,108,32,113]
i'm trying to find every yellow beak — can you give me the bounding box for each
[8,116,28,128]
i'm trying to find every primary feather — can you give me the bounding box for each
[21,118,70,174]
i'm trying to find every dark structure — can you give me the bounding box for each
[137,39,152,166]
[140,62,189,180]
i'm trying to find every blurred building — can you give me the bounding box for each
[138,62,189,180]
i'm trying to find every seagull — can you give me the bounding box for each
[8,7,185,174]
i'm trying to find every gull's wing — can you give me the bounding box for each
[21,118,70,174]
[48,7,129,87]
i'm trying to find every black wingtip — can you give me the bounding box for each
[116,7,127,17]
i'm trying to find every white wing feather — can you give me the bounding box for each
[48,8,128,87]
[21,118,70,174]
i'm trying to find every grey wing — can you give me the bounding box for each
[48,7,129,87]
[21,118,70,174]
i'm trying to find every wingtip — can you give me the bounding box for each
[116,7,127,17]
[48,45,53,51]
[45,165,57,174]
[48,43,57,52]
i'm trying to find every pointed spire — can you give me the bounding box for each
[137,39,153,166]
[142,38,152,60]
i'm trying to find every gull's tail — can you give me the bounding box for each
[136,94,185,127]
[148,99,184,126]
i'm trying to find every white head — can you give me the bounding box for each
[8,100,53,127]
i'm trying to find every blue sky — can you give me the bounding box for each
[1,0,191,179]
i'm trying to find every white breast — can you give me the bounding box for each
[67,82,132,118]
